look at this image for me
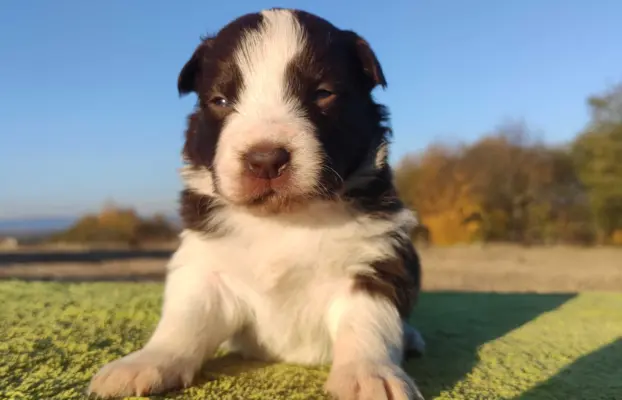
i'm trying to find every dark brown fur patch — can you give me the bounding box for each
[353,231,421,318]
[282,9,393,198]
[179,189,226,235]
[343,164,404,219]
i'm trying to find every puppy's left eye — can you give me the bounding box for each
[313,88,336,105]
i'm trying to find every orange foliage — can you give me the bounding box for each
[395,144,483,245]
[395,122,594,246]
[612,230,622,245]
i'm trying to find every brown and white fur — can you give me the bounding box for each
[88,8,425,400]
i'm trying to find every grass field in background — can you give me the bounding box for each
[1,281,621,400]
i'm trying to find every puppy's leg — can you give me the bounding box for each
[88,266,246,398]
[325,290,424,400]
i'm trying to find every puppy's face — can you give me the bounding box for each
[178,8,389,214]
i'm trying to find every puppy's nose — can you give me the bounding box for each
[244,145,291,179]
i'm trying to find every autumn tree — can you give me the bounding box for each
[571,84,622,243]
[395,121,594,245]
[395,142,482,245]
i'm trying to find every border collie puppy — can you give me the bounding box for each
[89,8,424,400]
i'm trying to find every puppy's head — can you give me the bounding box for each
[179,8,390,214]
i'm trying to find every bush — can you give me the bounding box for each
[50,204,178,246]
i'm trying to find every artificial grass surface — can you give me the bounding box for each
[1,281,620,400]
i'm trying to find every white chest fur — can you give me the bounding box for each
[167,204,415,365]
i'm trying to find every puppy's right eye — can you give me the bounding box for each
[209,96,230,108]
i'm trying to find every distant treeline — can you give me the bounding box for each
[395,84,622,246]
[50,202,179,247]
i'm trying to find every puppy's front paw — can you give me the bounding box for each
[87,350,198,398]
[325,361,423,400]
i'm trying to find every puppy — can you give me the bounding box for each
[88,8,425,400]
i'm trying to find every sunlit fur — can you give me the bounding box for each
[88,8,425,400]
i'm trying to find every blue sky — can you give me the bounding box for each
[1,0,621,219]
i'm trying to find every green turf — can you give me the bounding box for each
[1,282,620,400]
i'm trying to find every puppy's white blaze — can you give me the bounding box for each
[235,9,306,118]
[214,9,323,201]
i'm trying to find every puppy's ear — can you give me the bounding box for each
[342,30,387,90]
[177,39,211,96]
